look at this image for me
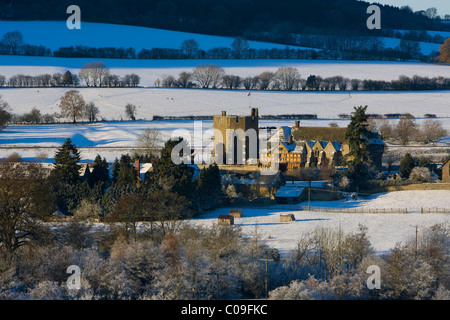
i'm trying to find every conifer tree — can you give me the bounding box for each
[196,163,221,211]
[51,138,81,185]
[154,138,194,199]
[91,154,110,187]
[111,158,120,183]
[345,105,371,165]
[344,106,372,190]
[116,154,137,186]
[399,153,415,179]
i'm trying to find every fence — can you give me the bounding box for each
[223,204,450,214]
[298,206,408,214]
[420,208,450,214]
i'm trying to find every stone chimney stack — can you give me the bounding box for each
[134,158,140,175]
[251,108,259,118]
[295,120,300,128]
[222,111,227,116]
[288,135,293,144]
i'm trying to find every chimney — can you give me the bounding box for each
[288,135,293,144]
[222,111,227,116]
[251,107,258,116]
[295,120,300,128]
[134,158,140,174]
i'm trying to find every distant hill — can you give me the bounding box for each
[1,0,449,44]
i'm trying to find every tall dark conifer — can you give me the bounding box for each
[344,106,372,190]
[91,154,110,187]
[51,138,81,185]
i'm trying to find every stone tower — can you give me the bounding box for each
[213,108,259,164]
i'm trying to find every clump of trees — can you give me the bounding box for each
[0,95,12,129]
[269,224,449,300]
[156,65,450,92]
[0,65,140,88]
[370,115,448,145]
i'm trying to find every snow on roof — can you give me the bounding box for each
[330,141,342,151]
[305,141,316,149]
[139,163,153,181]
[285,180,328,188]
[275,186,305,198]
[317,141,328,149]
[281,126,292,142]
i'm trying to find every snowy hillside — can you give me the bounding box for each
[0,20,311,52]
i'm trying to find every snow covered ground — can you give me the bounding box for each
[0,20,310,52]
[2,87,450,120]
[189,190,450,254]
[1,55,449,87]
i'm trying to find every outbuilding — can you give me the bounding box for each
[280,213,296,222]
[218,215,234,226]
[229,209,242,218]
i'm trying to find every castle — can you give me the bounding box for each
[213,108,259,165]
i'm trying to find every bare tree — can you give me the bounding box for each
[258,71,275,90]
[162,75,176,88]
[59,90,86,123]
[242,76,259,90]
[178,72,192,88]
[276,67,301,91]
[192,65,225,89]
[85,102,99,122]
[79,61,110,87]
[1,31,24,55]
[419,119,448,144]
[222,74,241,90]
[0,162,55,256]
[180,39,200,58]
[395,114,417,145]
[231,37,250,59]
[125,103,137,121]
[136,128,160,157]
[0,95,12,129]
[377,118,394,141]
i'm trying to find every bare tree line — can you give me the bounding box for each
[158,65,450,92]
[0,63,140,88]
[368,115,448,145]
[1,30,443,63]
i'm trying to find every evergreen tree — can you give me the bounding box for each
[400,153,415,179]
[111,158,120,184]
[50,138,81,185]
[116,154,137,186]
[196,163,221,211]
[153,139,194,200]
[345,106,371,165]
[62,70,74,86]
[91,154,110,187]
[344,106,372,191]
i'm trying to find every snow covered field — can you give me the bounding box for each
[190,190,450,254]
[1,55,449,87]
[2,87,450,120]
[0,20,308,52]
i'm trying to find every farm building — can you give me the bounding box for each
[229,209,242,218]
[274,185,305,204]
[280,213,296,222]
[218,215,234,226]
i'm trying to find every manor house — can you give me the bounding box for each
[213,109,385,172]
